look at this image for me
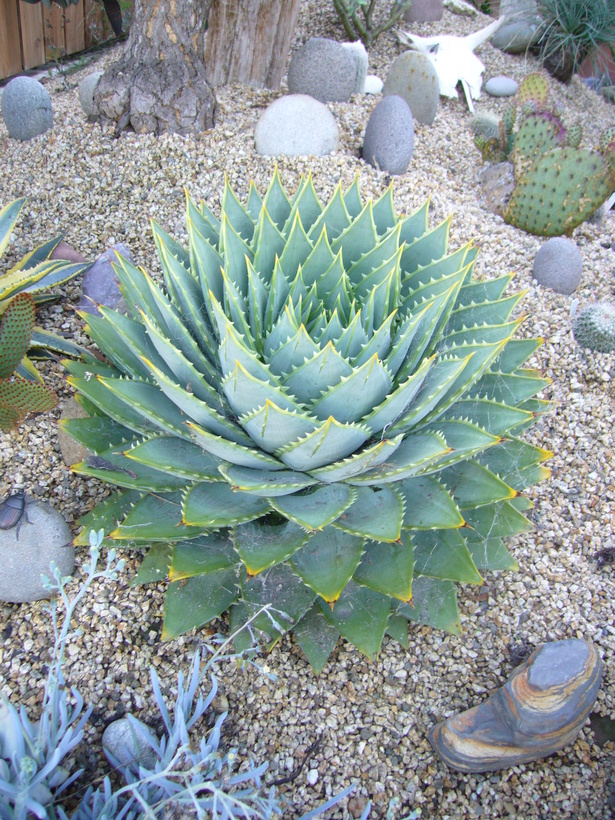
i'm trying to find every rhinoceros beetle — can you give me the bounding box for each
[0,491,29,539]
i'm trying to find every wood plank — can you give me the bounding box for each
[84,0,113,47]
[43,1,65,62]
[0,0,23,80]
[64,0,85,56]
[18,0,45,71]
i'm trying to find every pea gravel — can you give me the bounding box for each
[1,3,615,818]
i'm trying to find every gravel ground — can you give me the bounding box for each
[1,2,615,818]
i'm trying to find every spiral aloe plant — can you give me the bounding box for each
[62,172,551,671]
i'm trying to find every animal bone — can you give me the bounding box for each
[398,16,506,110]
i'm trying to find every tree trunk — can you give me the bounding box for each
[204,0,301,89]
[94,0,216,135]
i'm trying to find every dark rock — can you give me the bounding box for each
[403,0,443,23]
[1,77,53,141]
[383,51,439,126]
[287,37,357,103]
[0,500,74,603]
[429,639,603,773]
[533,237,583,295]
[255,94,339,157]
[78,243,133,315]
[362,95,414,175]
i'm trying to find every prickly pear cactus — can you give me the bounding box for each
[573,302,615,352]
[566,123,583,149]
[516,73,550,109]
[512,112,567,179]
[0,293,58,430]
[504,146,614,237]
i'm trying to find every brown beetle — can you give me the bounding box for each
[0,491,29,539]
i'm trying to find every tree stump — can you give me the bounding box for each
[94,0,216,136]
[204,0,301,88]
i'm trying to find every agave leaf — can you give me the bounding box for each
[294,604,340,673]
[222,361,300,418]
[326,581,391,660]
[353,533,413,601]
[440,461,516,509]
[496,338,543,373]
[162,568,240,640]
[347,431,450,485]
[183,481,271,527]
[456,273,515,308]
[398,199,429,246]
[75,489,144,546]
[310,435,403,484]
[271,484,357,531]
[362,356,433,435]
[412,529,483,584]
[396,576,461,636]
[469,371,551,405]
[124,435,223,481]
[131,542,172,585]
[240,400,318,454]
[372,185,397,235]
[308,183,351,242]
[1,261,86,300]
[401,216,451,274]
[282,342,353,404]
[401,475,464,529]
[287,174,322,234]
[0,198,26,260]
[169,533,240,580]
[219,464,316,496]
[15,354,43,383]
[267,323,320,376]
[278,417,370,472]
[187,421,282,469]
[466,537,518,572]
[291,529,363,602]
[277,211,313,281]
[386,613,409,647]
[112,491,207,542]
[333,485,404,542]
[233,519,311,574]
[310,355,392,424]
[401,244,470,302]
[29,327,90,359]
[332,201,378,267]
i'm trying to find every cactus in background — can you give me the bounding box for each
[573,302,615,352]
[0,293,58,430]
[512,111,567,178]
[504,146,614,237]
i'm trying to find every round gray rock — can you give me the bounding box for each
[287,37,356,103]
[1,77,53,141]
[491,21,541,54]
[383,51,439,126]
[103,717,158,770]
[0,499,73,603]
[485,76,519,97]
[362,95,414,175]
[78,71,103,118]
[533,237,583,295]
[255,94,339,157]
[342,41,368,95]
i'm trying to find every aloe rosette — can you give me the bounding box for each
[62,172,551,670]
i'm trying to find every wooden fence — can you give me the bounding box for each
[0,0,114,81]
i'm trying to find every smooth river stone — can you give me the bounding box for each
[429,639,603,773]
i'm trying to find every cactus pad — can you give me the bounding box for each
[513,112,567,179]
[573,302,615,353]
[0,375,57,431]
[0,293,36,380]
[516,73,550,109]
[504,147,613,236]
[566,123,583,149]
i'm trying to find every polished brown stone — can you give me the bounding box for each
[429,639,603,773]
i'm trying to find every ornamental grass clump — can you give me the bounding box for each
[62,172,552,671]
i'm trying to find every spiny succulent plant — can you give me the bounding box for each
[0,293,58,430]
[573,301,615,353]
[62,172,552,671]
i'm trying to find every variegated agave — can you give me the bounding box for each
[63,172,551,671]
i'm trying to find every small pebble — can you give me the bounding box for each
[485,76,519,97]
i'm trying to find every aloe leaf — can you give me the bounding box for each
[67,375,157,436]
[187,421,281,469]
[401,216,451,274]
[363,356,432,435]
[348,431,449,485]
[169,533,240,579]
[398,199,429,246]
[183,482,271,527]
[308,184,350,242]
[72,452,189,492]
[186,194,219,244]
[464,500,530,542]
[441,319,522,354]
[333,485,404,542]
[247,260,268,352]
[496,339,542,373]
[222,177,255,242]
[469,371,551,404]
[441,398,533,435]
[440,461,516,509]
[240,401,318,454]
[291,529,363,602]
[162,568,240,640]
[112,491,206,541]
[331,309,368,360]
[278,417,370,472]
[401,475,464,529]
[397,576,461,636]
[282,342,353,404]
[278,211,313,281]
[219,464,315,496]
[342,175,363,218]
[310,355,392,424]
[466,537,518,572]
[332,201,378,267]
[325,581,390,660]
[401,244,470,303]
[397,286,464,378]
[246,180,263,221]
[124,435,223,481]
[476,438,552,491]
[287,174,322,234]
[267,324,320,376]
[59,416,133,454]
[386,613,409,648]
[233,519,310,574]
[412,529,482,584]
[252,208,285,283]
[446,293,524,336]
[98,377,194,438]
[222,361,300,418]
[353,533,413,601]
[271,484,357,531]
[372,185,396,235]
[262,167,292,229]
[186,218,224,305]
[81,310,158,381]
[294,604,340,673]
[310,435,403,484]
[456,272,515,308]
[75,489,144,545]
[130,542,172,586]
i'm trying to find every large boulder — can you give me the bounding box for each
[362,95,414,175]
[0,498,73,603]
[383,51,439,126]
[287,37,357,103]
[1,77,53,141]
[255,94,339,157]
